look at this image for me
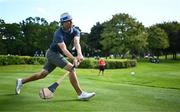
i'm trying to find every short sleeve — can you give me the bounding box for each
[74,28,80,37]
[54,30,64,43]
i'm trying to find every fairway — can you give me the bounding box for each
[0,61,180,112]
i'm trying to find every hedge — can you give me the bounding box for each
[0,55,137,69]
[0,55,46,65]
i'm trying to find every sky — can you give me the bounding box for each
[0,0,180,33]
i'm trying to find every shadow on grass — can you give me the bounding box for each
[52,99,90,102]
[0,93,17,96]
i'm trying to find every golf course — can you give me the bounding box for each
[0,60,180,112]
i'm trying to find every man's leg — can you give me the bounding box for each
[16,69,49,95]
[102,66,105,75]
[22,70,49,84]
[102,70,104,75]
[64,63,82,95]
[64,63,96,100]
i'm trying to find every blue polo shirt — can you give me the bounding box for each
[49,27,80,53]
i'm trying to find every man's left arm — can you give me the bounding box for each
[74,36,84,62]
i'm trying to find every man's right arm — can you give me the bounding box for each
[58,42,74,60]
[58,42,79,66]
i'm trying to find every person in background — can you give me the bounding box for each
[98,58,106,76]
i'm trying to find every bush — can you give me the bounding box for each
[105,59,137,69]
[0,55,137,69]
[78,59,137,69]
[78,59,98,68]
[0,55,46,65]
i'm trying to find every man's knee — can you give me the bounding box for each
[64,63,75,72]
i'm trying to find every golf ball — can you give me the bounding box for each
[131,72,135,75]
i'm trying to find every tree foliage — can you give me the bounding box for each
[0,17,59,56]
[101,13,148,58]
[157,22,180,59]
[87,22,104,56]
[147,25,169,57]
[0,15,180,59]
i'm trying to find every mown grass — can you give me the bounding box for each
[0,60,180,112]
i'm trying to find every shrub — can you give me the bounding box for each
[0,55,137,69]
[0,55,46,65]
[105,59,137,69]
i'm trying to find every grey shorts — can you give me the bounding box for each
[43,49,69,73]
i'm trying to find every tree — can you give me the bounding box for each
[80,32,90,57]
[147,25,169,58]
[101,13,148,58]
[19,17,50,56]
[157,22,180,60]
[0,19,6,54]
[88,22,104,56]
[44,21,59,50]
[0,23,22,55]
[0,17,58,56]
[176,29,180,53]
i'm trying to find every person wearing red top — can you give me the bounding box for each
[98,58,106,76]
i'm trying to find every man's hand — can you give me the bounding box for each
[76,54,84,63]
[73,58,80,67]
